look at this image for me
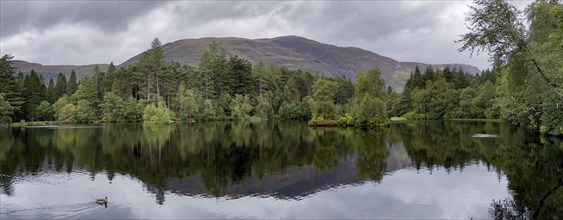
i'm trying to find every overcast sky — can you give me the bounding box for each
[0,1,532,70]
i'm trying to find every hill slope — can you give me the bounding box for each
[12,36,479,91]
[11,60,109,83]
[121,36,480,91]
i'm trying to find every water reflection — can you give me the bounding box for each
[0,121,561,219]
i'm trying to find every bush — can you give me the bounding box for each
[143,101,174,123]
[338,114,354,126]
[349,94,388,127]
[58,104,77,123]
[402,111,426,120]
[35,101,54,121]
[0,116,11,124]
[230,94,252,120]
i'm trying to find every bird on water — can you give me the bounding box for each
[96,196,108,205]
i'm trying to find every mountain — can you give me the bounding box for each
[12,36,479,91]
[121,36,480,91]
[11,60,109,83]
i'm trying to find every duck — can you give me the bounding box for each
[96,196,108,205]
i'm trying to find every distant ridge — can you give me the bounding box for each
[12,36,479,91]
[121,36,480,91]
[11,60,108,83]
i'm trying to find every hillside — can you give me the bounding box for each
[11,60,109,82]
[12,36,479,91]
[121,36,480,91]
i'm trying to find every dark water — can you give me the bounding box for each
[0,121,561,219]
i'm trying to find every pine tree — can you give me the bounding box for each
[0,55,24,121]
[252,60,269,95]
[196,67,215,100]
[23,70,45,120]
[422,65,435,85]
[138,38,165,105]
[228,55,252,95]
[46,78,56,103]
[55,72,67,99]
[67,69,78,96]
[104,62,116,92]
[412,66,424,89]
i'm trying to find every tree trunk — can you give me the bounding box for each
[156,69,160,107]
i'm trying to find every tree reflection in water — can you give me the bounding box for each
[0,121,560,218]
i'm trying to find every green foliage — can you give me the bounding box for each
[46,78,56,104]
[279,101,310,120]
[58,103,76,123]
[55,73,67,100]
[75,100,96,123]
[22,70,46,121]
[402,111,425,120]
[424,76,456,120]
[397,65,498,121]
[201,99,216,121]
[349,94,388,127]
[137,37,166,102]
[228,55,253,96]
[355,69,387,98]
[176,85,199,121]
[66,70,78,96]
[53,95,70,120]
[0,94,14,123]
[100,92,125,122]
[71,77,98,106]
[230,94,252,120]
[312,78,337,102]
[311,78,337,120]
[459,0,562,135]
[457,0,527,66]
[471,81,496,118]
[347,69,389,127]
[143,101,174,123]
[254,92,274,120]
[0,62,23,121]
[335,77,354,105]
[35,101,54,121]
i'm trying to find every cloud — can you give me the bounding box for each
[0,1,165,38]
[0,1,533,69]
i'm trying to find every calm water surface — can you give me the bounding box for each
[0,121,561,219]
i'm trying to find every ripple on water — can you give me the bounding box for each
[1,202,99,219]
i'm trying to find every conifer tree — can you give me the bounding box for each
[46,78,56,103]
[55,72,67,99]
[0,55,24,120]
[67,69,78,96]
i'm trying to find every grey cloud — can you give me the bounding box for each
[0,1,167,38]
[1,1,494,69]
[164,1,291,30]
[277,2,443,40]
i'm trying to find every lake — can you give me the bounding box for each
[1,121,561,219]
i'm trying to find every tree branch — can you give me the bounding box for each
[531,58,560,90]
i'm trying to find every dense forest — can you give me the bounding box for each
[0,43,484,127]
[0,0,561,135]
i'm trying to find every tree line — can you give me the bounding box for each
[387,65,498,120]
[0,39,361,125]
[0,0,560,135]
